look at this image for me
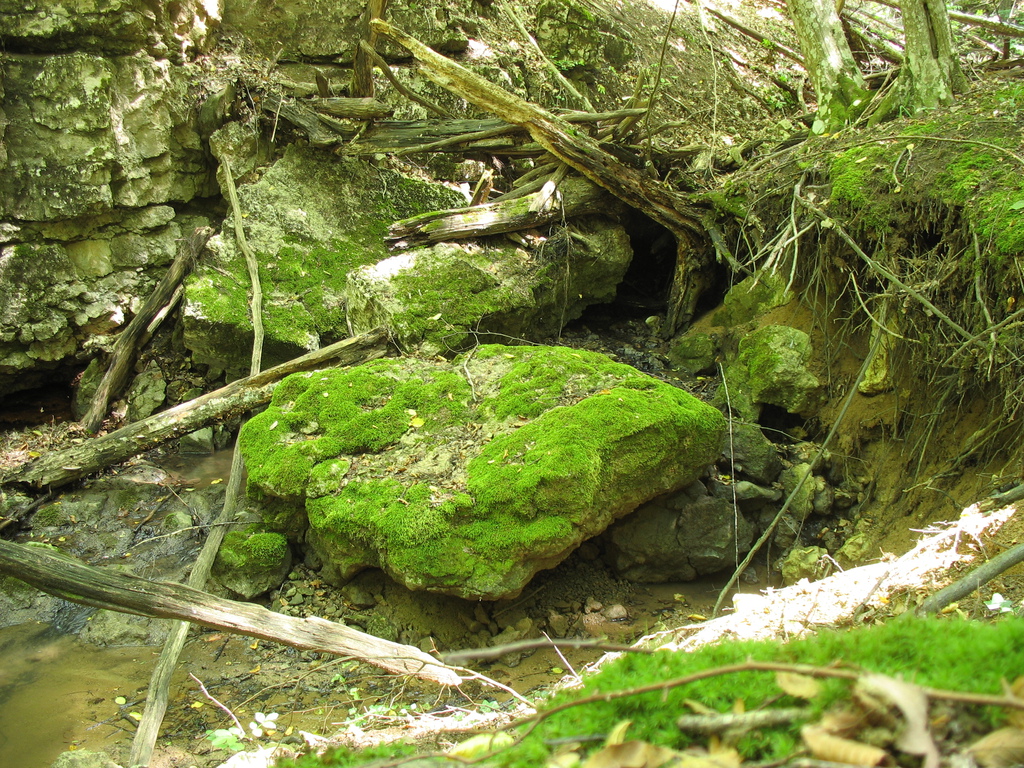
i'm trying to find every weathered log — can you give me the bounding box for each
[351,0,390,99]
[372,21,704,240]
[370,20,711,331]
[314,96,394,119]
[389,175,621,244]
[0,538,461,686]
[81,227,213,433]
[1,329,389,490]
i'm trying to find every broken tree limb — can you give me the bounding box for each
[359,40,454,119]
[81,227,213,434]
[371,21,704,241]
[0,537,461,686]
[130,167,269,767]
[915,539,1024,617]
[371,20,711,331]
[1,328,389,490]
[389,175,621,244]
[351,0,390,99]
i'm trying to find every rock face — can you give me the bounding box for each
[345,213,633,356]
[0,6,217,397]
[222,0,472,61]
[181,147,465,375]
[239,345,726,600]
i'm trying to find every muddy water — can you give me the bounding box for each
[0,624,159,768]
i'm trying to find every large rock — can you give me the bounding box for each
[735,324,823,416]
[0,53,213,221]
[181,147,465,375]
[239,345,726,600]
[345,212,633,356]
[603,480,752,582]
[222,0,472,61]
[0,0,220,57]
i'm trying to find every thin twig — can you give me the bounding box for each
[190,672,245,733]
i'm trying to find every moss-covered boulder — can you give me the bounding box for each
[181,147,465,375]
[734,325,823,417]
[345,215,633,356]
[239,345,725,600]
[213,529,292,599]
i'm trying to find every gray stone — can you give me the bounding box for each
[780,546,829,585]
[125,364,167,422]
[49,749,122,768]
[179,427,216,454]
[713,272,795,327]
[779,463,816,521]
[239,345,725,600]
[345,210,633,356]
[181,147,465,375]
[721,422,783,484]
[668,331,718,375]
[79,609,168,646]
[713,479,782,511]
[736,325,823,416]
[213,530,293,599]
[604,482,753,582]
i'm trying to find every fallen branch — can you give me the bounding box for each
[0,328,388,490]
[371,20,710,330]
[81,227,213,433]
[0,537,461,686]
[915,539,1024,616]
[388,175,620,244]
[130,159,271,767]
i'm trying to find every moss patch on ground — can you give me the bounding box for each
[278,617,1024,767]
[239,345,725,599]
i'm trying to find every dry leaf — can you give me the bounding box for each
[967,727,1024,768]
[802,724,890,766]
[581,740,678,768]
[607,720,633,746]
[858,673,940,768]
[776,671,822,700]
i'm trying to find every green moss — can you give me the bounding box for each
[218,529,290,570]
[277,618,1024,768]
[32,503,68,527]
[242,346,724,598]
[828,143,893,230]
[241,360,472,501]
[388,254,524,352]
[481,344,656,420]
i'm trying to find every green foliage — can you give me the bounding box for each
[274,619,1024,767]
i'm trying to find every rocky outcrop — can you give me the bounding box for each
[0,4,218,397]
[346,213,633,356]
[181,146,465,375]
[239,345,726,600]
[603,479,753,582]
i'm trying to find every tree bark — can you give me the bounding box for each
[898,0,967,109]
[0,538,461,686]
[1,329,389,490]
[786,0,872,130]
